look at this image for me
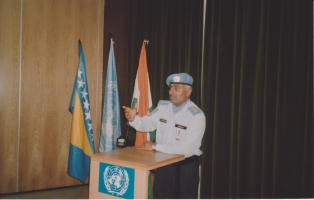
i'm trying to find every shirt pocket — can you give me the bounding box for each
[157,118,168,135]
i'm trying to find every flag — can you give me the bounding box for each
[99,39,121,152]
[68,41,95,183]
[131,40,155,146]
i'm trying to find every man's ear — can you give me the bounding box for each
[186,88,192,98]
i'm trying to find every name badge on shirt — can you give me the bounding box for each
[175,124,187,130]
[159,118,167,123]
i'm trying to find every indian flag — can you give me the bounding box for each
[131,40,155,146]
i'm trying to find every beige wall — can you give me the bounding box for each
[0,0,104,194]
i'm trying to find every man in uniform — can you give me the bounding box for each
[123,72,206,199]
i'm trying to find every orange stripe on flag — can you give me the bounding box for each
[135,43,149,146]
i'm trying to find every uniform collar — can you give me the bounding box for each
[172,99,190,114]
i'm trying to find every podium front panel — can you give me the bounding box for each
[89,147,184,199]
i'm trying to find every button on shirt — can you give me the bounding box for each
[129,99,206,157]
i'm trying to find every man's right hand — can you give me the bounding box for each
[122,104,137,122]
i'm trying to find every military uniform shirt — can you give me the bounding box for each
[129,99,206,157]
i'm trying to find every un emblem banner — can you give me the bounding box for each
[98,162,135,199]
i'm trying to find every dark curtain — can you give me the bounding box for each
[200,0,313,199]
[123,0,313,198]
[103,0,132,139]
[126,0,204,142]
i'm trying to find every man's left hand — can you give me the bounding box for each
[137,141,154,151]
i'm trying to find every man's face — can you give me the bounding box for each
[169,84,192,107]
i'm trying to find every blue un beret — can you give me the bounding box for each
[166,73,193,86]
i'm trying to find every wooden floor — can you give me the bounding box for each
[0,184,89,199]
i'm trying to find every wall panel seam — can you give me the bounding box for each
[17,0,24,192]
[201,0,206,109]
[95,0,101,151]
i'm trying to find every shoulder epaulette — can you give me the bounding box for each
[158,100,170,106]
[188,106,202,116]
[148,107,159,116]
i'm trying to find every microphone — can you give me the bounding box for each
[124,124,130,147]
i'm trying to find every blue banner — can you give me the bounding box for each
[98,162,135,199]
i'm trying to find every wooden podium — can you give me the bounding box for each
[89,146,184,199]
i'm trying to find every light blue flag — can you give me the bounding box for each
[99,39,121,152]
[68,40,95,183]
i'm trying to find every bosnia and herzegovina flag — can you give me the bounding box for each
[99,39,121,152]
[131,40,155,146]
[68,41,95,183]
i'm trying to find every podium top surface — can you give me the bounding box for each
[91,147,185,170]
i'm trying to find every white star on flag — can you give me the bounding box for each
[85,110,91,120]
[77,70,83,78]
[88,123,92,131]
[90,131,94,141]
[83,100,90,110]
[77,79,85,88]
[81,91,88,99]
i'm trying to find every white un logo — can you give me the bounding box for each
[103,166,129,196]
